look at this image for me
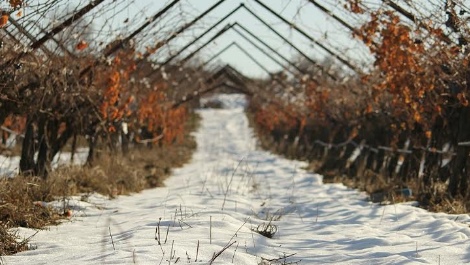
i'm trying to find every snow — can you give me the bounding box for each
[0,155,20,177]
[4,93,470,265]
[0,148,88,178]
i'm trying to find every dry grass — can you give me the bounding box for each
[70,133,197,197]
[0,225,30,256]
[0,113,199,256]
[0,176,64,256]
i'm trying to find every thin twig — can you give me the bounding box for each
[108,227,115,251]
[232,242,239,263]
[195,240,199,262]
[209,241,236,265]
[164,224,170,244]
[209,217,250,264]
[222,158,244,210]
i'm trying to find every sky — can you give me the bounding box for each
[112,0,469,78]
[128,0,371,78]
[25,0,371,78]
[4,0,464,78]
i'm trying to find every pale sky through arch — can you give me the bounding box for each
[7,0,455,79]
[121,0,371,79]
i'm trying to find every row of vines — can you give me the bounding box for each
[0,0,197,178]
[249,0,470,212]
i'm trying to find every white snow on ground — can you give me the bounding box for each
[4,94,470,264]
[0,155,20,177]
[0,148,88,177]
[200,93,247,109]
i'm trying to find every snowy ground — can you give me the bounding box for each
[4,94,470,264]
[0,148,89,177]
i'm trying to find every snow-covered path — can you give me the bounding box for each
[5,94,470,265]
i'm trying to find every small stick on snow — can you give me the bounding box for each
[232,242,240,263]
[170,240,175,260]
[173,209,177,227]
[164,224,170,244]
[108,227,115,251]
[209,241,236,265]
[210,216,249,264]
[222,158,244,210]
[156,218,162,245]
[195,240,199,262]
